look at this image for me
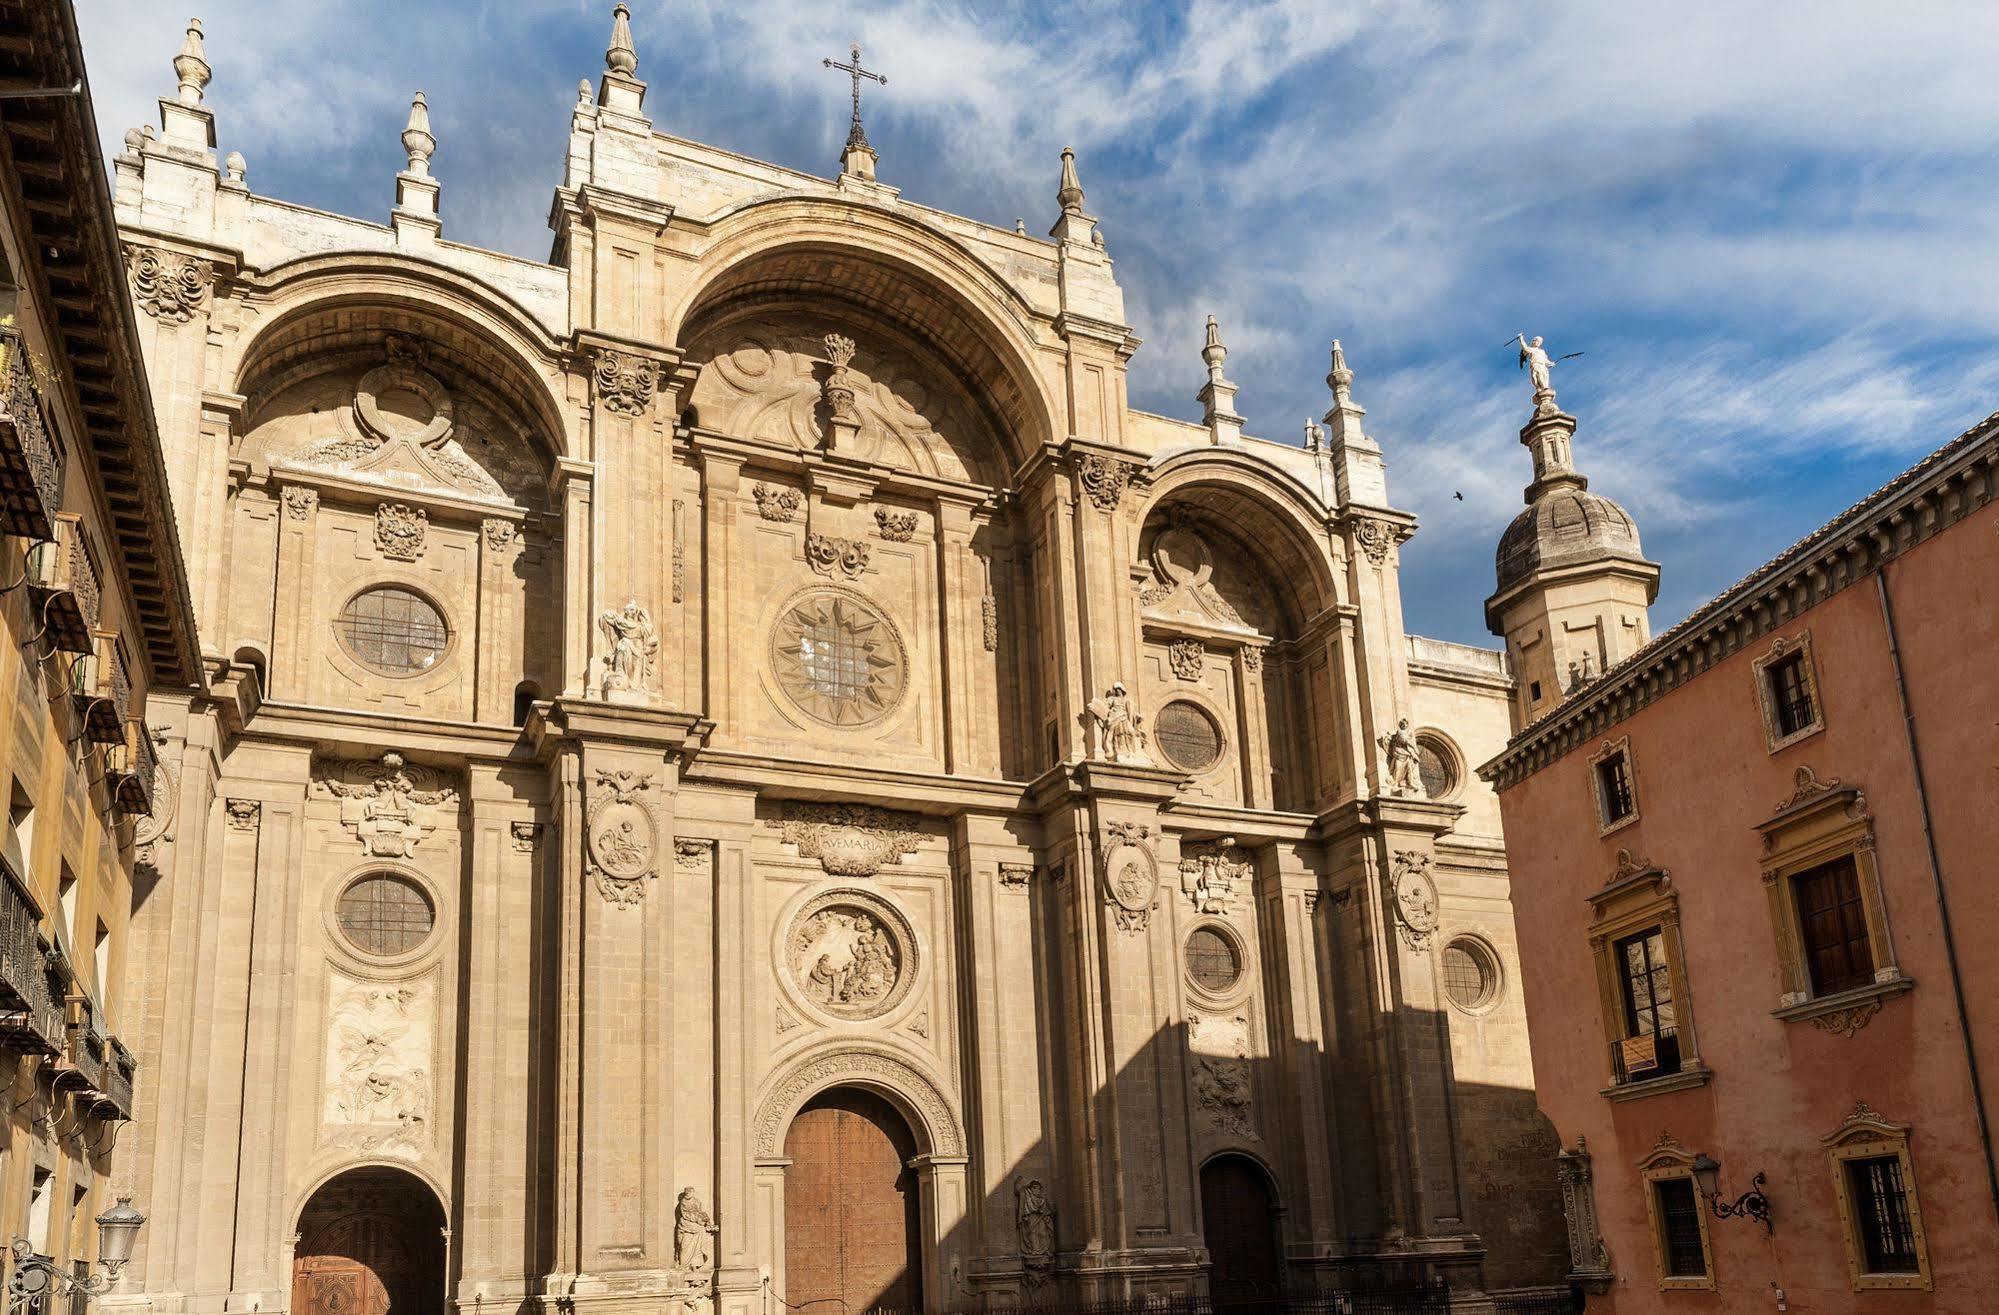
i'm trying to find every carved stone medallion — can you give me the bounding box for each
[586,769,660,907]
[784,889,918,1022]
[311,752,460,857]
[1390,850,1440,951]
[1102,820,1157,933]
[774,801,922,876]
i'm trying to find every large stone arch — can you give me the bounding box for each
[669,199,1062,476]
[753,1043,965,1159]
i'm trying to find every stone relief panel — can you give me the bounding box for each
[1135,522,1274,633]
[245,334,545,506]
[587,769,660,907]
[772,800,923,876]
[783,888,919,1023]
[684,313,1003,486]
[322,970,435,1154]
[1193,1055,1255,1139]
[1101,820,1158,933]
[311,752,461,858]
[1390,850,1440,951]
[1179,837,1249,916]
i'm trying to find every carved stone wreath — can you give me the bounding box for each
[783,888,918,1023]
[1389,850,1440,950]
[774,800,923,876]
[753,1047,964,1158]
[805,532,871,579]
[586,769,660,907]
[754,483,802,522]
[594,348,659,418]
[128,245,212,324]
[1102,820,1157,933]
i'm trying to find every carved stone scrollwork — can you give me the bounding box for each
[1348,514,1395,566]
[374,503,428,561]
[311,752,460,857]
[774,801,922,876]
[1241,646,1264,672]
[281,486,318,520]
[1556,1137,1614,1292]
[1777,763,1843,812]
[127,246,212,324]
[674,839,713,872]
[1168,639,1205,681]
[594,348,659,418]
[1389,849,1440,951]
[1102,820,1157,933]
[586,769,660,907]
[1179,836,1249,915]
[805,532,870,579]
[1076,452,1138,512]
[753,483,801,522]
[873,508,918,541]
[1811,1001,1882,1036]
[998,863,1033,893]
[482,518,519,552]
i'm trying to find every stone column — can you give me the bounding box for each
[557,458,596,697]
[697,448,744,728]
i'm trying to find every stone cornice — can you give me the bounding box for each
[1483,412,1999,791]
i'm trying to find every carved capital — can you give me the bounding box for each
[375,503,428,561]
[224,798,261,831]
[281,485,318,521]
[482,518,519,553]
[593,348,659,418]
[128,245,212,324]
[1075,452,1139,512]
[510,821,539,853]
[998,863,1034,893]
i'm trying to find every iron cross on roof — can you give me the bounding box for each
[823,42,886,153]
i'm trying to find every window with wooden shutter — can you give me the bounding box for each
[1794,856,1873,996]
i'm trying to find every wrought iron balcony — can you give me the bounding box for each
[54,993,108,1102]
[1609,1025,1683,1085]
[0,326,62,542]
[0,863,63,1056]
[25,513,100,656]
[69,631,128,747]
[101,1036,136,1120]
[107,718,155,817]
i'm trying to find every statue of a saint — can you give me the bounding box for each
[1015,1176,1056,1264]
[1087,681,1151,765]
[673,1187,714,1271]
[1378,717,1423,796]
[598,600,658,693]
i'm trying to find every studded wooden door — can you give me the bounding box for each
[784,1088,923,1315]
[1201,1156,1281,1307]
[292,1169,444,1315]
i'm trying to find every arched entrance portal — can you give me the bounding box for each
[292,1166,445,1315]
[1201,1155,1282,1306]
[784,1088,922,1314]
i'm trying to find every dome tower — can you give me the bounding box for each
[1484,390,1659,730]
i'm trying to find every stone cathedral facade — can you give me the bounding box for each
[106,10,1565,1315]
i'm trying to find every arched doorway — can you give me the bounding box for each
[1201,1155,1281,1306]
[292,1166,445,1315]
[784,1087,922,1314]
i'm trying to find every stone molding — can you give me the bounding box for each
[752,1045,964,1157]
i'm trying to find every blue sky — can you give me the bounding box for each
[80,1,1999,646]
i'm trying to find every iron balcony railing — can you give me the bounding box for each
[26,513,100,656]
[54,993,108,1102]
[0,861,63,1055]
[1609,1025,1683,1085]
[108,717,156,816]
[0,325,62,541]
[70,630,128,747]
[102,1035,136,1120]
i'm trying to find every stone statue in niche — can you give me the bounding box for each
[791,907,901,1015]
[1087,682,1152,765]
[1015,1176,1055,1286]
[1378,718,1422,796]
[598,600,659,697]
[674,1188,715,1271]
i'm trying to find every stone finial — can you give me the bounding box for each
[1057,146,1086,212]
[223,150,246,183]
[173,19,210,107]
[578,78,593,105]
[1202,314,1227,385]
[121,126,145,155]
[401,91,436,176]
[1305,419,1323,452]
[1015,218,1026,236]
[1327,339,1354,403]
[606,3,638,75]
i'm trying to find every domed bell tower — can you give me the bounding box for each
[1485,388,1659,730]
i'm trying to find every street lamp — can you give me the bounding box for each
[1690,1154,1773,1235]
[8,1198,146,1315]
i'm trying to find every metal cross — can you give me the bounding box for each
[822,42,886,151]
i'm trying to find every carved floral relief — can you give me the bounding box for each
[594,348,660,417]
[374,503,427,561]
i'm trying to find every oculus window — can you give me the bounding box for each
[337,586,449,675]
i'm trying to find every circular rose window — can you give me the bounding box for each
[337,874,435,957]
[1186,926,1241,993]
[1442,937,1501,1012]
[770,590,908,727]
[1418,734,1458,800]
[337,586,449,676]
[1156,700,1223,772]
[785,891,918,1022]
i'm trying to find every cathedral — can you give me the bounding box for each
[104,8,1568,1314]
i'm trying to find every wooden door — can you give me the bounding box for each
[784,1088,923,1315]
[1201,1156,1281,1306]
[293,1171,443,1315]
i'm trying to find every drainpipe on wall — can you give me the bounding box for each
[1875,567,1999,1233]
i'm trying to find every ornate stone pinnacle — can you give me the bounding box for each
[401,92,435,175]
[607,3,638,76]
[1202,314,1227,383]
[1328,339,1354,400]
[823,333,857,370]
[174,18,210,108]
[578,78,593,105]
[1057,146,1086,212]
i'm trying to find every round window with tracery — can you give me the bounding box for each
[1441,937,1500,1012]
[1157,700,1223,772]
[336,586,449,676]
[337,874,435,957]
[770,589,908,727]
[1418,734,1458,800]
[1186,927,1241,993]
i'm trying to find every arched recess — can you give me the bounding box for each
[292,1164,447,1315]
[670,200,1062,480]
[1135,463,1343,811]
[1200,1153,1284,1305]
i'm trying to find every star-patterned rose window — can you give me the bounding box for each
[771,590,908,727]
